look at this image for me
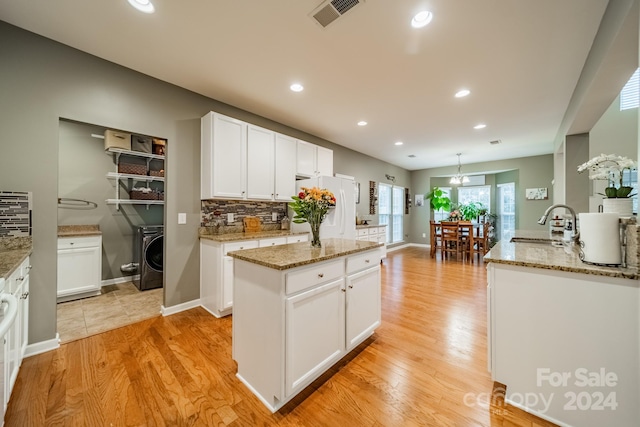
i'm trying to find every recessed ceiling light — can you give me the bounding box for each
[290,83,304,92]
[474,123,487,129]
[455,89,470,98]
[127,0,155,13]
[357,121,368,126]
[395,141,403,146]
[411,11,433,28]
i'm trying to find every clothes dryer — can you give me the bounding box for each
[134,225,163,290]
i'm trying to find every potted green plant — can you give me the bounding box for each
[425,187,451,216]
[459,201,484,221]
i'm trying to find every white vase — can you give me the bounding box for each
[602,198,633,217]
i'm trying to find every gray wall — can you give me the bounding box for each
[410,154,554,244]
[564,133,590,213]
[0,21,413,344]
[58,120,164,280]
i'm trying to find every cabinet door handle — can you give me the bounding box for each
[17,276,24,282]
[317,273,324,278]
[341,288,346,293]
[348,285,353,289]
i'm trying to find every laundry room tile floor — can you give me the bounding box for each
[56,282,163,344]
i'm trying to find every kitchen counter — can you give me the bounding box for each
[199,229,307,242]
[0,237,32,280]
[356,223,386,229]
[228,238,382,270]
[57,224,102,237]
[484,230,639,279]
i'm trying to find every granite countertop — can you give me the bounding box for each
[356,224,386,229]
[199,229,308,242]
[57,224,102,237]
[484,230,639,280]
[0,237,32,280]
[228,238,382,270]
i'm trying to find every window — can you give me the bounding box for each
[497,183,515,241]
[457,186,491,213]
[620,68,639,111]
[433,187,451,222]
[378,183,404,244]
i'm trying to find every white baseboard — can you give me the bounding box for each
[161,299,201,316]
[24,333,60,358]
[101,275,139,287]
[387,243,410,252]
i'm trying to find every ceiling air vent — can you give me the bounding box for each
[489,139,502,145]
[310,0,364,28]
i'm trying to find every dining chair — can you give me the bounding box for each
[471,222,491,263]
[429,220,442,258]
[440,221,461,260]
[458,221,474,261]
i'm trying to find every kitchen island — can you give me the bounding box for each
[228,238,382,412]
[485,231,639,427]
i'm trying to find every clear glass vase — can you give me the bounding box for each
[310,221,322,248]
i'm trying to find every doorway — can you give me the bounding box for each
[56,119,166,343]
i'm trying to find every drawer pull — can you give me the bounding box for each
[365,259,370,263]
[317,273,324,278]
[240,246,244,250]
[17,276,24,282]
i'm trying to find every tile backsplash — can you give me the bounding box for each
[0,191,32,237]
[201,199,289,230]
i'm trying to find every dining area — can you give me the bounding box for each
[430,220,490,262]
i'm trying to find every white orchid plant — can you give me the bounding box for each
[577,153,637,198]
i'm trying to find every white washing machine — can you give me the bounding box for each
[134,225,163,291]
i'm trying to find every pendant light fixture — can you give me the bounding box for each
[450,153,470,185]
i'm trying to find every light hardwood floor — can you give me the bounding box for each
[6,247,556,426]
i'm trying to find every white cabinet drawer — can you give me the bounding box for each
[286,259,344,295]
[259,237,287,247]
[377,227,386,235]
[223,240,258,255]
[57,235,101,250]
[346,250,380,274]
[286,234,309,244]
[357,229,369,237]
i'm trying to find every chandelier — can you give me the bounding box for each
[450,153,470,185]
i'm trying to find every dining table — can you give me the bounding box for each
[430,220,487,261]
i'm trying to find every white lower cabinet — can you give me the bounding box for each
[200,235,307,317]
[285,278,345,396]
[233,246,381,412]
[356,226,387,260]
[3,256,30,414]
[57,235,102,301]
[345,267,381,350]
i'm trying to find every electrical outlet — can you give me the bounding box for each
[178,213,186,224]
[227,213,234,223]
[422,233,426,238]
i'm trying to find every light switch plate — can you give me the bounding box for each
[178,213,186,224]
[227,213,234,223]
[272,212,278,221]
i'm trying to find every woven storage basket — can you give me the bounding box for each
[130,189,157,200]
[149,170,165,177]
[118,163,147,175]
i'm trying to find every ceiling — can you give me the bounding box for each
[0,0,635,170]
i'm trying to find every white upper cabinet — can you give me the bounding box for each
[247,125,275,200]
[201,112,247,199]
[201,112,332,200]
[274,134,297,201]
[296,140,333,178]
[316,145,334,177]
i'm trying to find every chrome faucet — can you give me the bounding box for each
[538,204,580,243]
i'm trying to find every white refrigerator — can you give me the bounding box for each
[291,175,357,240]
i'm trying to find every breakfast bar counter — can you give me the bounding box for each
[229,238,382,412]
[485,231,639,427]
